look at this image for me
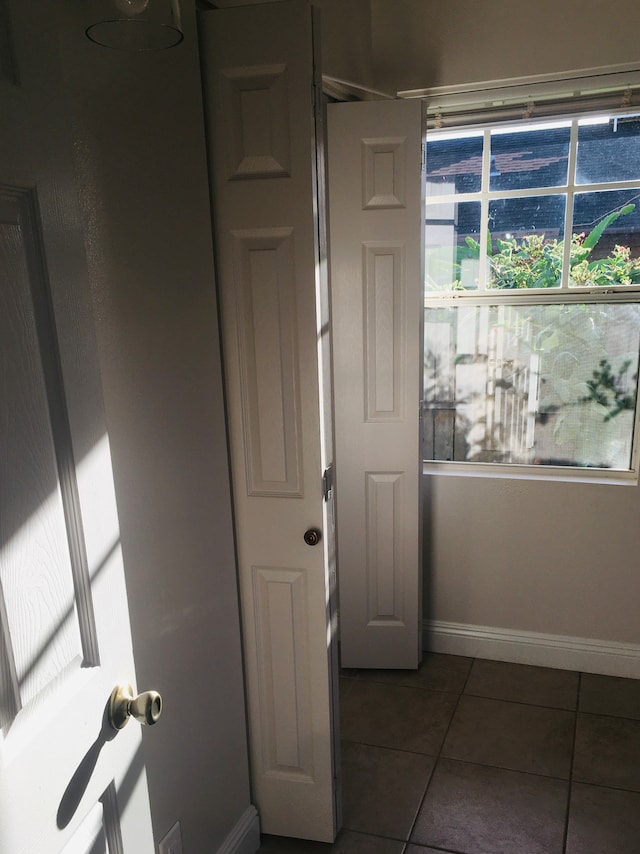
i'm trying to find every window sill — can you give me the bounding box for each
[422,460,638,486]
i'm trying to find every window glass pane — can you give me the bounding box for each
[570,189,640,286]
[488,195,566,289]
[426,133,483,196]
[425,201,481,292]
[489,125,570,191]
[576,115,640,184]
[424,302,640,469]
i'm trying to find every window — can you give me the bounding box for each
[423,113,640,477]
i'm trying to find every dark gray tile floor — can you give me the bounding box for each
[258,653,640,853]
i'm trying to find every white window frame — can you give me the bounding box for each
[423,110,640,485]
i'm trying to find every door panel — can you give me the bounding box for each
[327,100,424,669]
[232,227,303,496]
[200,0,338,841]
[0,3,154,851]
[0,187,98,716]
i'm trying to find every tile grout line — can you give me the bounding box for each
[341,737,580,788]
[561,670,582,854]
[358,673,584,715]
[403,656,478,849]
[461,691,578,714]
[419,754,573,785]
[577,707,640,725]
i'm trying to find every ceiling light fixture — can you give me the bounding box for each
[86,0,183,51]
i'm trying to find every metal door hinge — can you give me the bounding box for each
[323,465,333,501]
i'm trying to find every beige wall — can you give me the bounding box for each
[318,0,375,89]
[425,475,640,645]
[60,3,253,850]
[371,0,640,92]
[212,0,375,88]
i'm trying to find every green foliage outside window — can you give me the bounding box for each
[457,204,640,290]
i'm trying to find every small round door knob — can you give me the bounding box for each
[108,683,163,730]
[303,528,322,546]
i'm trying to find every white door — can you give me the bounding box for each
[200,0,339,843]
[327,99,424,669]
[0,3,156,852]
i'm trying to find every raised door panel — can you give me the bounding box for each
[232,228,303,496]
[0,188,98,723]
[365,471,406,627]
[362,137,407,209]
[222,63,291,180]
[364,241,405,421]
[253,566,313,778]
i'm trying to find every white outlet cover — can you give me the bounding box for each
[158,821,183,854]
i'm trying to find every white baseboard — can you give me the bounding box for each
[216,805,260,854]
[424,620,640,679]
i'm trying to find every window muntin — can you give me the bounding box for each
[424,112,640,475]
[424,115,640,294]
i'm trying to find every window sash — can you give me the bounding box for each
[425,116,640,296]
[423,296,640,478]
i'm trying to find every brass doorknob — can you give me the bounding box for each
[108,683,163,730]
[304,528,322,546]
